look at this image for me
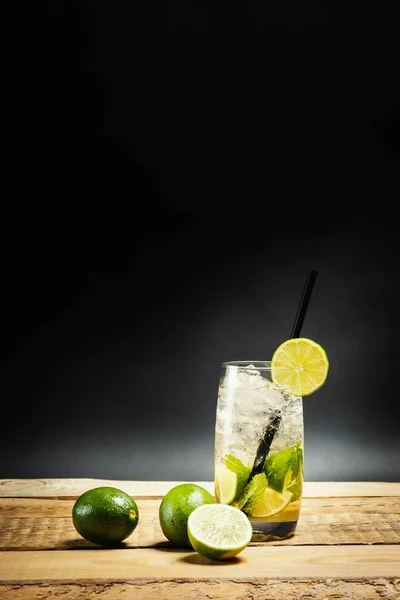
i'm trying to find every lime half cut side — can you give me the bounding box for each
[187,503,253,560]
[271,337,329,396]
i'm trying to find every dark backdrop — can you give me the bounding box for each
[1,1,399,482]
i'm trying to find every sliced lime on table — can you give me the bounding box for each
[187,503,253,560]
[271,337,329,396]
[249,487,293,519]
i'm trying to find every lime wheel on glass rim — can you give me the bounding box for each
[271,337,329,396]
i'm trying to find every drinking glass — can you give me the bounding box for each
[214,361,303,541]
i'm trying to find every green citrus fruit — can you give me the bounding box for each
[271,337,329,396]
[187,503,253,560]
[215,464,239,504]
[159,483,216,548]
[72,486,139,546]
[286,474,303,501]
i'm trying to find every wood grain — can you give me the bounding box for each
[1,495,399,518]
[1,496,399,550]
[0,580,399,600]
[1,479,399,498]
[1,545,399,580]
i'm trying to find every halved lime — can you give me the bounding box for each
[271,337,329,396]
[215,465,238,504]
[249,487,293,519]
[187,503,253,560]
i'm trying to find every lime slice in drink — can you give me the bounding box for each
[215,465,238,504]
[286,474,303,501]
[250,487,293,519]
[271,337,329,396]
[264,444,303,493]
[187,503,253,560]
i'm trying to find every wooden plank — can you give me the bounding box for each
[1,579,399,600]
[0,546,399,581]
[1,495,399,519]
[1,479,399,498]
[1,497,399,550]
[1,514,399,550]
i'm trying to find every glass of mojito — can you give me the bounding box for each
[214,361,303,540]
[214,338,329,541]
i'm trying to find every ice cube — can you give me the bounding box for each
[223,365,270,390]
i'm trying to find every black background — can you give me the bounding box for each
[1,1,399,482]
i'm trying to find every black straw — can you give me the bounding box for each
[249,270,318,479]
[290,270,318,339]
[249,410,282,479]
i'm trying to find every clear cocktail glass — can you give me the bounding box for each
[214,361,303,541]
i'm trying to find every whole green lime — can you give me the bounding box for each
[72,486,139,546]
[159,483,216,548]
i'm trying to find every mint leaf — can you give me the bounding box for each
[242,473,268,513]
[264,443,304,492]
[235,472,268,513]
[225,454,247,475]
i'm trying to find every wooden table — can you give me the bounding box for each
[0,479,399,599]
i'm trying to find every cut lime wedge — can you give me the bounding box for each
[286,474,303,501]
[249,487,293,519]
[187,503,253,560]
[215,465,238,504]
